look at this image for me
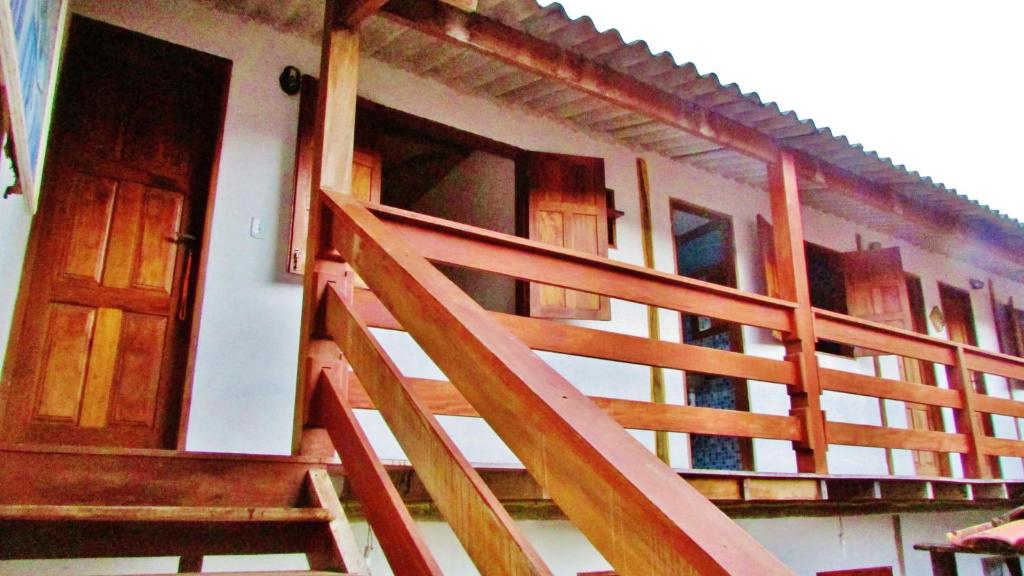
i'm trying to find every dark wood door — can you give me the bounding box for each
[0,17,228,448]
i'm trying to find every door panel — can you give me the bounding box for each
[1,17,227,448]
[34,304,96,422]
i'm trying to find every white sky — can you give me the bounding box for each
[543,1,1024,222]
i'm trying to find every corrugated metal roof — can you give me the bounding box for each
[208,0,1024,276]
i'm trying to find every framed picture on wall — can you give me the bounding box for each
[0,0,70,211]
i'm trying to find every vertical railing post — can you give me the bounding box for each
[293,0,361,453]
[950,345,992,478]
[768,151,828,473]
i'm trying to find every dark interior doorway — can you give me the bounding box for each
[671,200,751,470]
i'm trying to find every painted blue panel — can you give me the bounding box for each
[9,0,63,178]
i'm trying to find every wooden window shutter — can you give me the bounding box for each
[841,246,914,356]
[756,215,782,340]
[287,75,380,275]
[756,215,780,299]
[517,152,610,320]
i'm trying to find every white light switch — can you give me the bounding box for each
[250,217,266,239]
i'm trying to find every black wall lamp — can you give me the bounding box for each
[279,66,302,96]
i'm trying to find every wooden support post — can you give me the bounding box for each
[768,151,828,474]
[636,158,669,463]
[305,468,371,574]
[293,0,361,452]
[951,345,992,478]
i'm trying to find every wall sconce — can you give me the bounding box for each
[279,66,302,96]
[969,278,985,290]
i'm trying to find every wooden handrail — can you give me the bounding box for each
[322,190,795,575]
[819,368,963,409]
[354,288,798,386]
[323,283,552,574]
[364,203,796,333]
[346,374,805,442]
[315,370,443,575]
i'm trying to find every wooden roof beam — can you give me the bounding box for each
[335,0,477,29]
[378,0,1024,267]
[380,0,780,163]
[335,0,392,28]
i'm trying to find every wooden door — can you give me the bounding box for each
[901,275,943,476]
[517,152,609,320]
[939,283,998,473]
[0,17,228,448]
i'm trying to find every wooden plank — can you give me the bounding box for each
[294,0,360,453]
[815,309,957,365]
[368,203,796,332]
[974,394,1024,419]
[636,158,669,462]
[826,422,969,454]
[324,191,794,575]
[0,505,330,523]
[951,346,992,479]
[347,373,803,440]
[316,370,443,575]
[742,478,821,501]
[769,151,827,474]
[324,292,552,575]
[819,367,963,409]
[964,348,1024,382]
[980,437,1024,458]
[355,288,797,385]
[335,0,391,28]
[305,468,370,573]
[0,521,326,560]
[0,445,320,507]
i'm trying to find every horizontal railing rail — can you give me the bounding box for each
[360,203,797,333]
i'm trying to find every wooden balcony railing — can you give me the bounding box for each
[302,189,1024,573]
[305,190,795,574]
[333,199,1024,481]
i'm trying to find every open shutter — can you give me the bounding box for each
[518,152,610,320]
[756,215,782,340]
[842,247,913,356]
[287,76,381,275]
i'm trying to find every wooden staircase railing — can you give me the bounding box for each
[305,189,795,575]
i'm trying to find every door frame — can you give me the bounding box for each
[669,198,752,470]
[0,15,232,451]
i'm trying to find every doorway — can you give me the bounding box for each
[0,17,229,448]
[671,200,751,470]
[939,283,999,474]
[902,275,944,476]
